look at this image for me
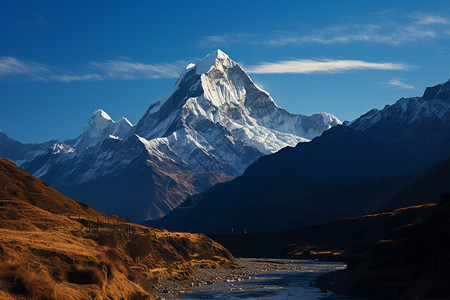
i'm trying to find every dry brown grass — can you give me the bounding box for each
[0,158,234,299]
[0,158,104,218]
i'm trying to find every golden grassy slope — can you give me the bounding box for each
[0,158,234,299]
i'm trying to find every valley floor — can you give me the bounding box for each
[153,258,339,299]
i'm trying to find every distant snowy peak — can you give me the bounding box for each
[349,80,450,131]
[51,142,76,155]
[94,109,112,121]
[72,109,134,150]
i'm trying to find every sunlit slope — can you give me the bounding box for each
[0,158,233,299]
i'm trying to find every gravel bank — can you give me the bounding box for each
[154,258,305,299]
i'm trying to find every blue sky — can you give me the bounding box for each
[1,0,450,142]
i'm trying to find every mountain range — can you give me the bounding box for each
[150,79,450,233]
[0,50,340,222]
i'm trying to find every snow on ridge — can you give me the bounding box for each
[195,49,234,75]
[71,109,134,150]
[186,63,196,70]
[92,109,134,125]
[349,87,450,131]
[120,117,133,126]
[135,134,180,164]
[93,109,112,121]
[51,142,76,155]
[147,49,261,116]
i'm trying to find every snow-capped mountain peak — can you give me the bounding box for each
[145,50,241,117]
[71,109,134,150]
[194,49,235,75]
[135,50,341,175]
[93,109,112,121]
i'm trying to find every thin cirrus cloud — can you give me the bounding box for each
[88,60,187,80]
[413,12,449,25]
[197,33,256,48]
[197,12,450,47]
[244,59,413,74]
[0,55,187,82]
[51,74,104,82]
[0,56,51,81]
[387,79,414,89]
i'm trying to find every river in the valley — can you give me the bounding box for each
[177,259,360,299]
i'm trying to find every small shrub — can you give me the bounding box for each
[0,262,56,299]
[94,231,121,247]
[66,266,104,286]
[127,235,153,259]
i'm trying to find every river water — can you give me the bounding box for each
[178,260,358,299]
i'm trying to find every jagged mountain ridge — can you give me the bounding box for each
[348,79,450,146]
[0,50,340,222]
[68,109,134,151]
[0,130,58,164]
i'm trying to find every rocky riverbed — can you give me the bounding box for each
[153,258,320,299]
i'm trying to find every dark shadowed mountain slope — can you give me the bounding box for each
[347,195,450,299]
[0,131,57,163]
[151,79,450,233]
[377,157,450,212]
[211,156,450,260]
[149,128,413,233]
[211,203,435,261]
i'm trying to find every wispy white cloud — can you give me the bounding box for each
[266,24,438,46]
[0,55,187,82]
[386,78,414,89]
[245,59,413,74]
[88,60,186,80]
[0,56,51,80]
[197,33,255,48]
[413,12,449,25]
[51,74,104,82]
[198,12,450,48]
